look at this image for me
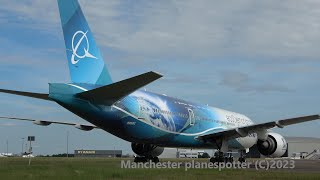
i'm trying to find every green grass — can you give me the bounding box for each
[0,158,319,180]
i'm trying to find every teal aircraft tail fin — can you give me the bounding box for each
[57,0,112,85]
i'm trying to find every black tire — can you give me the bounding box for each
[152,157,159,163]
[134,156,148,163]
[238,157,245,163]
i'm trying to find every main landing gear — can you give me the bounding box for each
[209,150,246,163]
[210,139,234,163]
[238,150,246,163]
[134,156,160,163]
[209,139,247,163]
[131,143,163,163]
[209,151,234,163]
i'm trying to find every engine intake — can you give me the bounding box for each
[257,132,287,157]
[131,143,164,157]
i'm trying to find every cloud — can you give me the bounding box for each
[219,71,292,93]
[162,75,208,85]
[0,123,18,127]
[83,0,320,60]
[254,62,319,74]
[2,0,320,61]
[0,0,320,154]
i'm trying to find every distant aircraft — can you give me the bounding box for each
[0,0,319,163]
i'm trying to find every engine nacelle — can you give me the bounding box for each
[33,120,52,126]
[74,124,94,131]
[257,132,287,157]
[131,143,164,157]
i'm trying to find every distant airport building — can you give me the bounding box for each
[286,137,320,159]
[74,150,122,158]
[161,137,320,159]
[0,153,13,157]
[247,137,320,159]
[158,148,179,158]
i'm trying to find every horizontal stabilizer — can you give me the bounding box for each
[0,89,51,101]
[77,71,163,105]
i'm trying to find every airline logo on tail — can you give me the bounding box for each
[71,30,97,64]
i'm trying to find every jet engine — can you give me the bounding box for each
[131,143,164,157]
[257,132,287,157]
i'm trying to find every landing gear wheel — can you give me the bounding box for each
[225,156,233,163]
[134,156,160,163]
[210,150,225,163]
[209,157,216,163]
[134,156,148,163]
[238,150,246,163]
[152,157,159,163]
[238,157,246,163]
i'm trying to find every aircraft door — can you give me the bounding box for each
[137,98,144,119]
[188,109,195,126]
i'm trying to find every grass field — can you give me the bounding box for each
[0,158,319,180]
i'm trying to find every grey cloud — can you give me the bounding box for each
[219,71,292,93]
[162,76,208,85]
[254,63,319,74]
[2,0,320,61]
[89,0,320,60]
[0,123,18,127]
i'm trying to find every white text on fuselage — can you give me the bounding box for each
[140,106,249,127]
[225,115,251,126]
[127,122,136,125]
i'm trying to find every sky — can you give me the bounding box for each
[0,0,320,155]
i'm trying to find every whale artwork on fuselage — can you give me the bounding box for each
[0,0,319,163]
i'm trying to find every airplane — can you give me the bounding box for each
[0,0,319,163]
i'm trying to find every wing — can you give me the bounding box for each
[197,114,320,142]
[0,116,99,131]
